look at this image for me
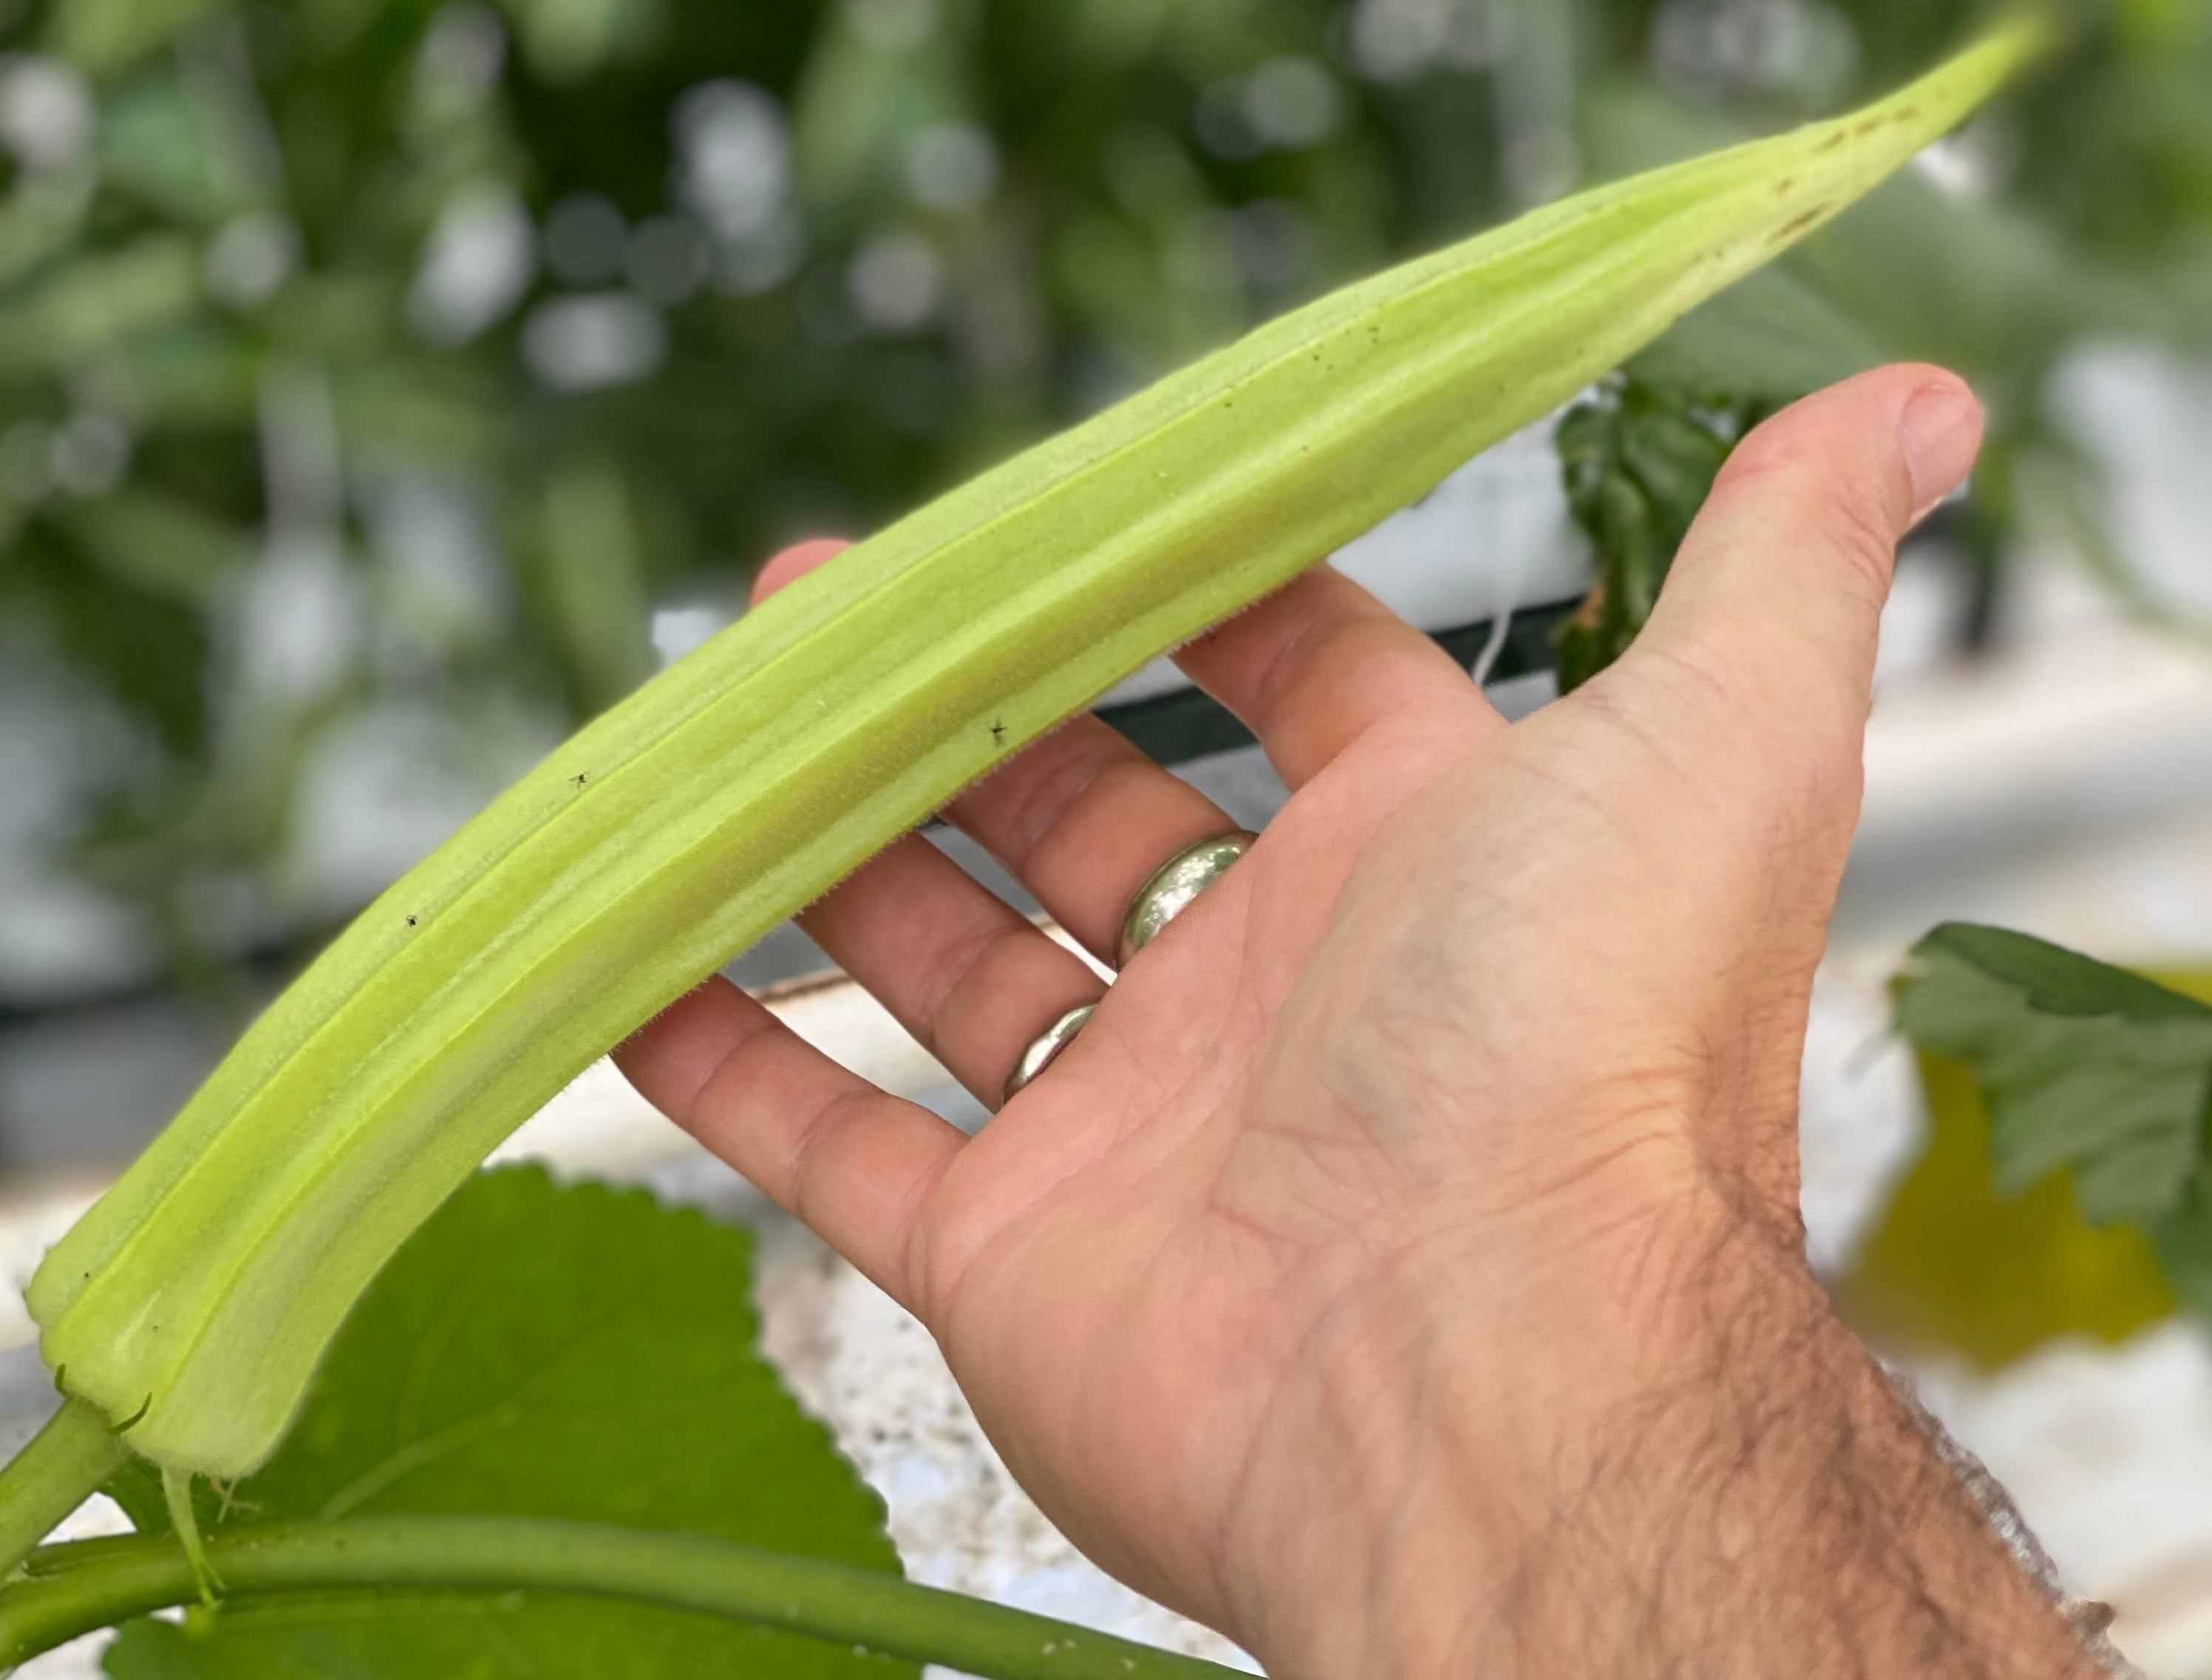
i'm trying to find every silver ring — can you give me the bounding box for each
[1117,829,1259,969]
[1003,1004,1095,1106]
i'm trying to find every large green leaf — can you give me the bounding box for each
[1857,936,2212,1367]
[1895,925,2212,1226]
[101,1168,913,1680]
[1837,1045,2178,1371]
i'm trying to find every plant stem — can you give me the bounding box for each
[0,1399,126,1577]
[0,1517,1248,1679]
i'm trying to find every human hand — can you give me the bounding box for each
[616,366,2097,1676]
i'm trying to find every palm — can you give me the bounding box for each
[913,765,1454,1611]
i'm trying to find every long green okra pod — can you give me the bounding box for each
[9,18,2049,1523]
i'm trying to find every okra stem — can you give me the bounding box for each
[0,1517,1245,1679]
[0,1400,126,1577]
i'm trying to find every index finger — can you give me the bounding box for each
[1171,565,1503,789]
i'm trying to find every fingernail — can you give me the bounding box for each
[1899,380,1983,523]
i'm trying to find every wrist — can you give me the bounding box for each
[1218,1186,2099,1679]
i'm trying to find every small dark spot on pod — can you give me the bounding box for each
[1769,206,1828,245]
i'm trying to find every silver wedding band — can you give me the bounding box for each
[1117,830,1259,969]
[1001,829,1259,1106]
[1003,1004,1095,1105]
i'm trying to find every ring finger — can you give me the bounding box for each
[797,832,1101,1107]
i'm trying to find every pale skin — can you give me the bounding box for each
[616,365,2101,1676]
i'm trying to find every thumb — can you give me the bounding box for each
[1621,364,1982,751]
[749,537,850,606]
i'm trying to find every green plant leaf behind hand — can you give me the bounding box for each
[1896,925,2212,1225]
[1838,1045,2177,1371]
[1552,376,1769,692]
[101,1167,912,1680]
[1870,924,2212,1363]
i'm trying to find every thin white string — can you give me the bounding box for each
[1468,446,1531,688]
[1471,598,1517,687]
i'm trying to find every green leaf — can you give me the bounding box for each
[1551,377,1764,693]
[1629,265,1890,406]
[101,1168,913,1680]
[19,536,212,755]
[1837,1044,2178,1371]
[2152,1189,2212,1326]
[45,0,231,77]
[0,240,203,381]
[57,490,242,605]
[1896,925,2212,1225]
[1856,945,2212,1366]
[531,460,657,715]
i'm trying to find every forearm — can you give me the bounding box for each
[1477,1237,2103,1679]
[1225,1211,2106,1679]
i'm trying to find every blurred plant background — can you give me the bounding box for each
[0,0,2208,1161]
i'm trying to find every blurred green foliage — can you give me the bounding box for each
[0,0,2207,1000]
[1857,939,2212,1370]
[1550,377,1765,693]
[1840,1044,2179,1370]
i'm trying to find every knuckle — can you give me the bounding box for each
[1813,480,1905,602]
[787,1086,874,1225]
[918,918,1024,1034]
[1599,642,1740,755]
[977,729,1122,867]
[1717,418,1908,606]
